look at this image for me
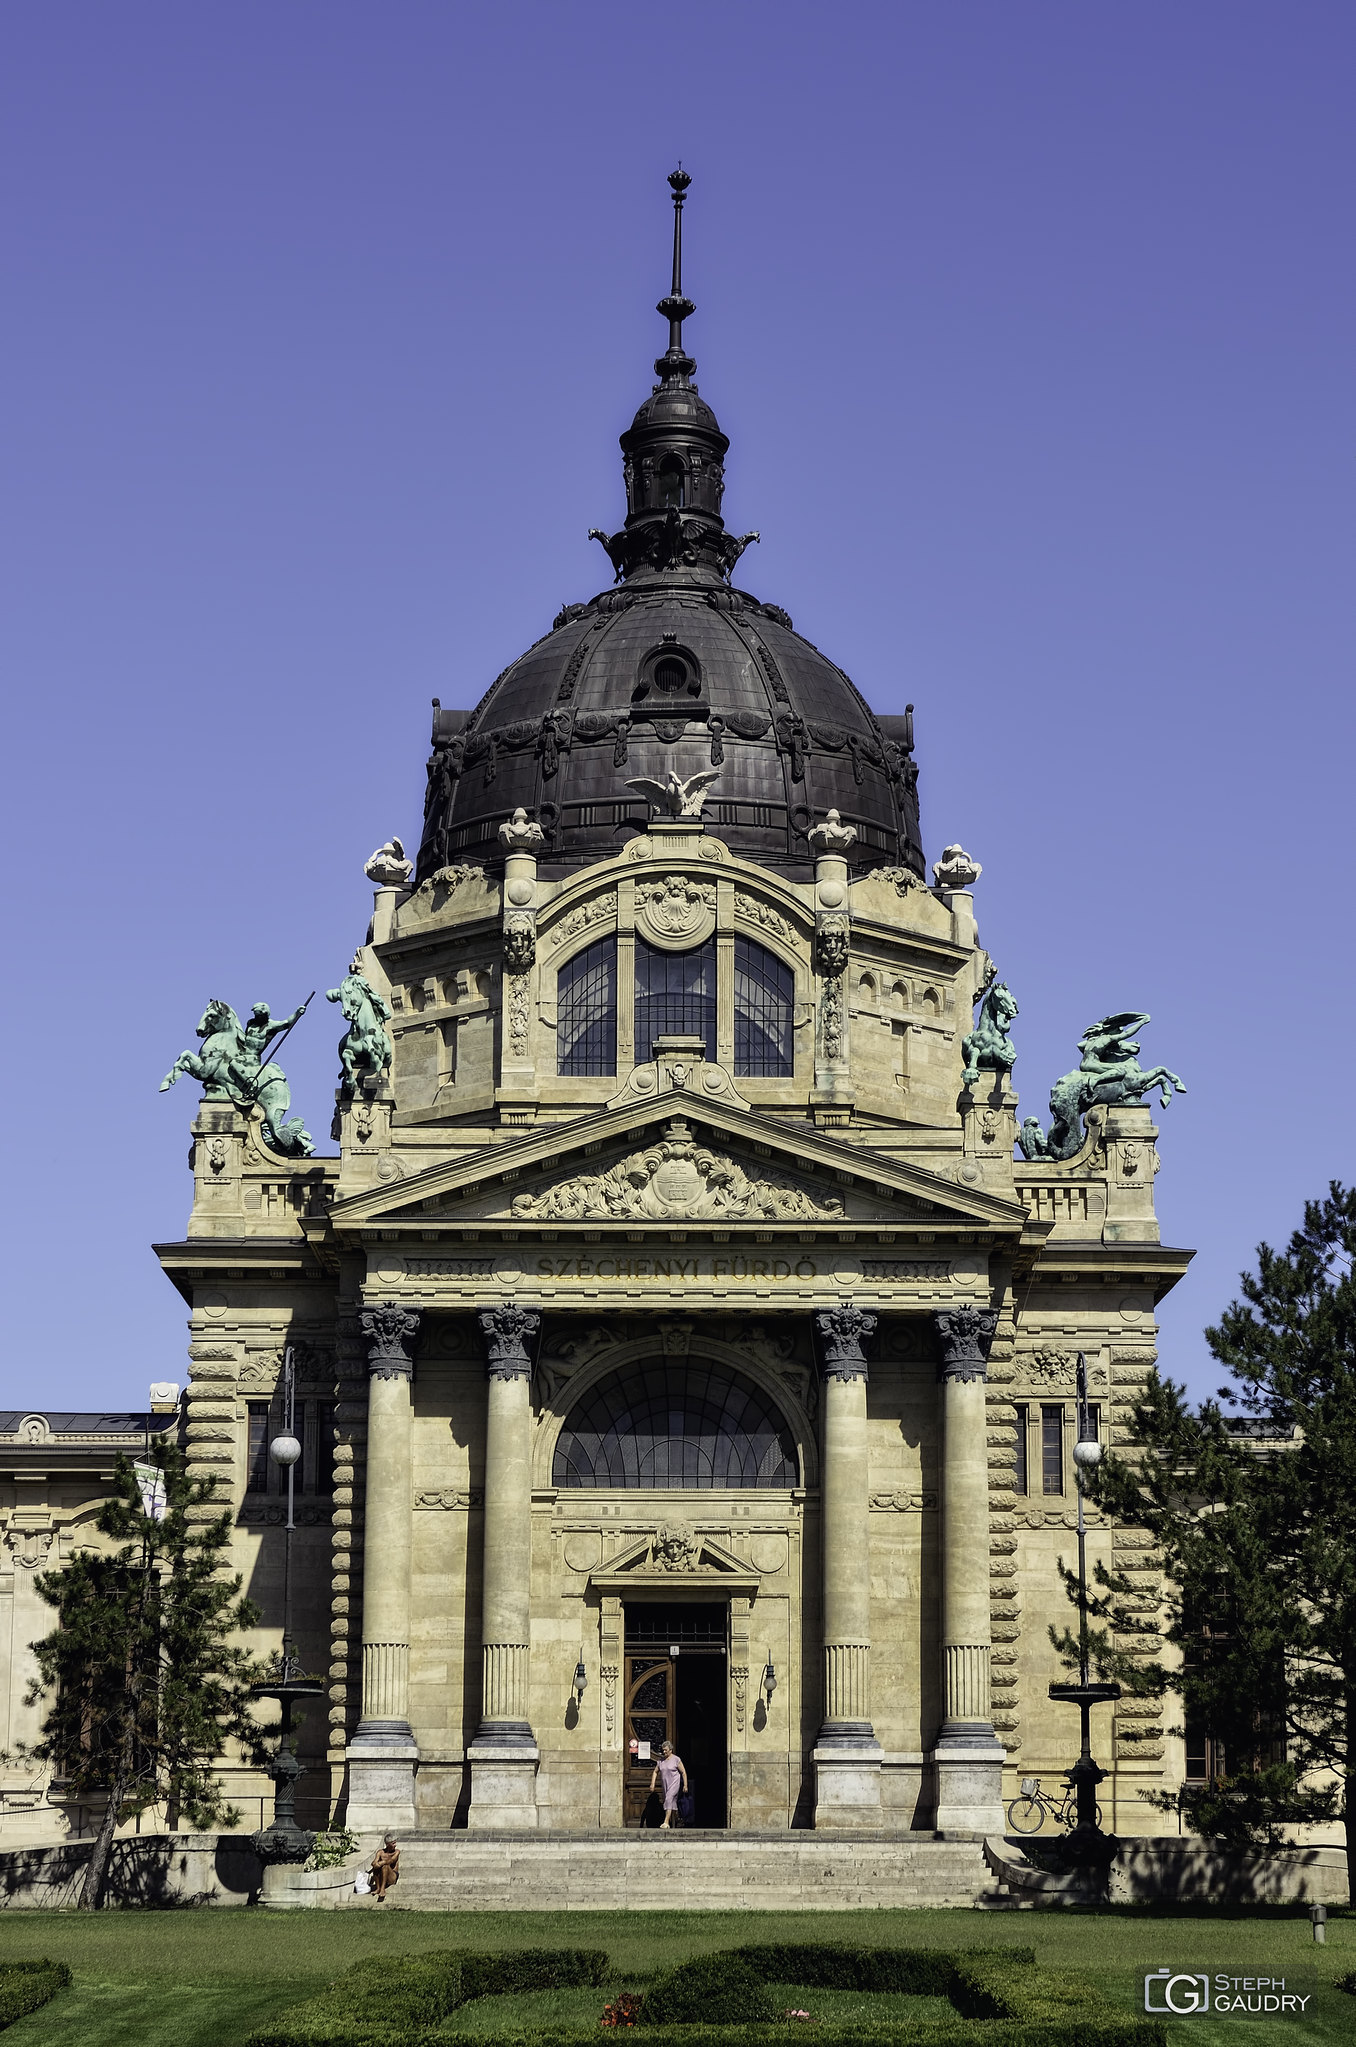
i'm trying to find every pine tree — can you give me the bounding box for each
[20,1445,265,1909]
[1073,1183,1356,1892]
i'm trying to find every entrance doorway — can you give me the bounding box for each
[622,1602,728,1828]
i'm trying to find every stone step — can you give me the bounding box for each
[286,1832,996,1912]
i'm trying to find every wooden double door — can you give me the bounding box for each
[622,1602,728,1828]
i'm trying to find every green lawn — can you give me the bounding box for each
[0,1907,1351,2047]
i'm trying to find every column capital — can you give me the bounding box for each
[478,1303,541,1379]
[933,1305,998,1382]
[815,1302,877,1381]
[360,1300,421,1380]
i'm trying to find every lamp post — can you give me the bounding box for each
[251,1347,325,1866]
[1047,1353,1119,1875]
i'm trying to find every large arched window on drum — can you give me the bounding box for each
[553,1361,798,1489]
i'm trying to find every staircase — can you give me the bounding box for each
[264,1830,997,1911]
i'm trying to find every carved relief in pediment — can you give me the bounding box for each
[507,1119,842,1224]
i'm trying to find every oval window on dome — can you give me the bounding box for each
[553,1359,798,1489]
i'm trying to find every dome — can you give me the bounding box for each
[415,170,924,885]
[418,584,922,882]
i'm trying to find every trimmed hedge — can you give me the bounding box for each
[642,1955,777,2026]
[245,1949,610,2047]
[728,1945,1028,1996]
[252,1940,1164,2047]
[0,1961,72,2031]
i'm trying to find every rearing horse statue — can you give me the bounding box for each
[1019,1011,1185,1161]
[961,979,1018,1090]
[326,967,393,1089]
[160,997,315,1158]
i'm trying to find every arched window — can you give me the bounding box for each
[557,936,616,1076]
[734,935,794,1077]
[553,1360,798,1489]
[658,457,685,509]
[634,938,715,1061]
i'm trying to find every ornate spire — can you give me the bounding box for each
[655,167,696,384]
[589,167,759,585]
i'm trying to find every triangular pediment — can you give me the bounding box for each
[588,1523,763,1598]
[330,1093,1025,1235]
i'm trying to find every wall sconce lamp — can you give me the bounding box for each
[762,1659,778,1702]
[572,1660,589,1702]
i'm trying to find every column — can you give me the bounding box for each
[345,1299,421,1832]
[811,1302,883,1829]
[931,1304,1006,1833]
[467,1302,541,1830]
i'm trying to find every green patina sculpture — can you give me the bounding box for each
[961,977,1018,1090]
[326,966,393,1089]
[160,997,315,1158]
[1018,1010,1185,1162]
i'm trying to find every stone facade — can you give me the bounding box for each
[124,815,1192,1843]
[1,183,1203,1856]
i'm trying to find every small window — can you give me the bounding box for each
[635,938,715,1060]
[734,936,794,1077]
[658,457,685,509]
[246,1403,271,1494]
[302,1400,334,1496]
[1184,1726,1224,1784]
[1041,1405,1065,1495]
[1013,1403,1029,1496]
[654,656,688,693]
[558,936,617,1077]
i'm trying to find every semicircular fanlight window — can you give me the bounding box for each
[552,1360,799,1489]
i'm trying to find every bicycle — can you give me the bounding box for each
[1006,1775,1102,1834]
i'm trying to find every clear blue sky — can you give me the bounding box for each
[4,3,1351,1412]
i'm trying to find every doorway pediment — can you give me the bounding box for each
[589,1522,761,1599]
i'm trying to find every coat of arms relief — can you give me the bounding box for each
[507,1120,843,1223]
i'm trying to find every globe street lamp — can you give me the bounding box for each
[251,1347,324,1866]
[1047,1352,1119,1879]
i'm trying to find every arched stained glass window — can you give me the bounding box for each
[634,938,715,1061]
[734,935,794,1077]
[557,936,617,1076]
[553,1360,799,1489]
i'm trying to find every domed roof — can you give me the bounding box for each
[418,584,922,882]
[415,171,924,886]
[627,380,723,435]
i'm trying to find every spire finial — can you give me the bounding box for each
[656,166,696,384]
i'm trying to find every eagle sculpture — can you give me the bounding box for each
[624,769,722,819]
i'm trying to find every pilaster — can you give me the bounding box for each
[808,810,856,1127]
[497,808,544,1125]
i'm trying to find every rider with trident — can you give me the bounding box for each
[160,992,316,1157]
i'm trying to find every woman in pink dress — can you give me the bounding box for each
[649,1740,688,1828]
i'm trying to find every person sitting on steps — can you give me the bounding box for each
[649,1741,688,1829]
[369,1833,400,1901]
